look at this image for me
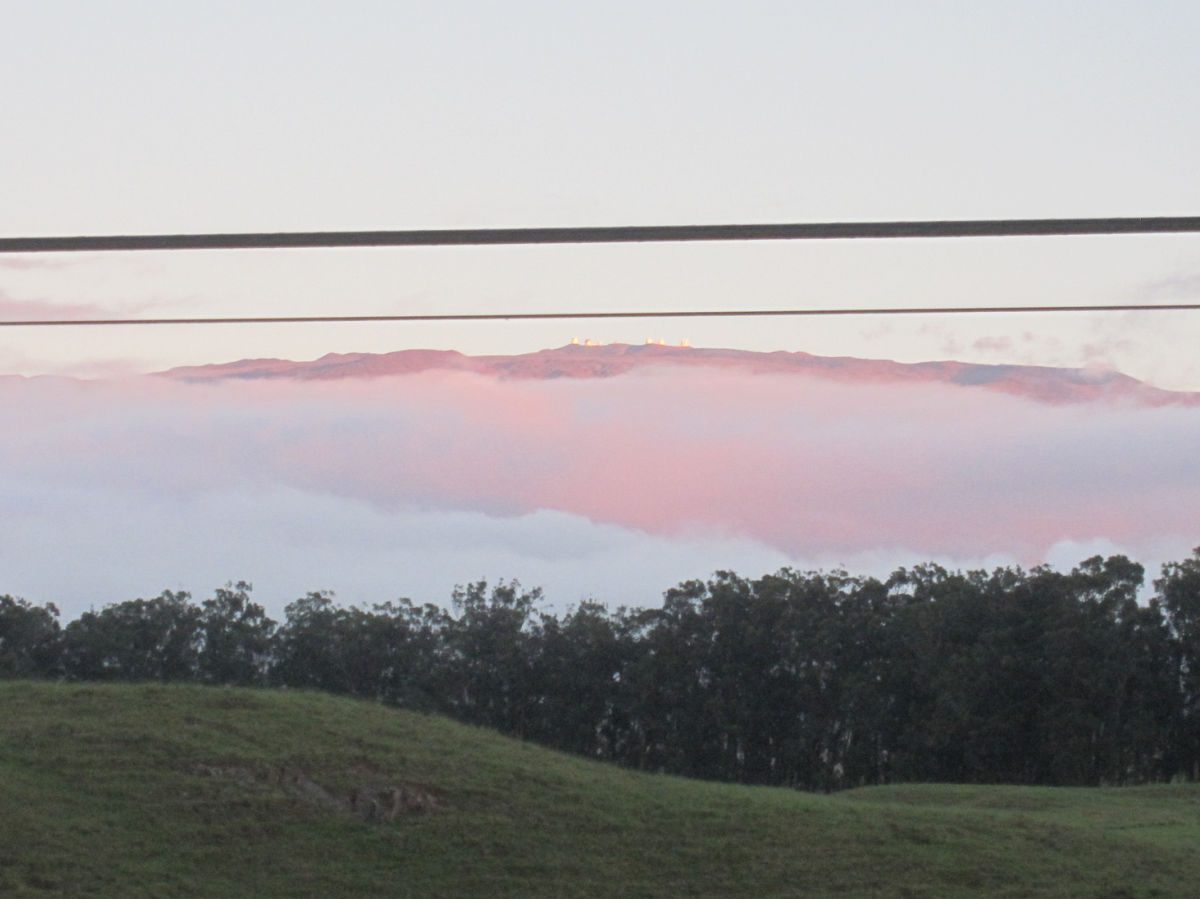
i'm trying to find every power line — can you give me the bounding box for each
[3,216,1200,254]
[4,216,1197,326]
[4,303,1199,327]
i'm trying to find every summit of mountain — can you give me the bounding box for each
[161,342,1198,406]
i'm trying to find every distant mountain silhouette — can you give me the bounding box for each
[162,343,1199,406]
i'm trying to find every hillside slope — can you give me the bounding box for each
[1,683,1197,898]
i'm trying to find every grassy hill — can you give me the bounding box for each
[1,683,1197,897]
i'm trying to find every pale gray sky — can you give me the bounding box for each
[2,1,1199,384]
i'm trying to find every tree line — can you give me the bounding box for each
[3,549,1200,791]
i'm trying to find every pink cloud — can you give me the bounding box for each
[0,293,115,321]
[2,367,1196,564]
[0,286,171,325]
[0,257,71,272]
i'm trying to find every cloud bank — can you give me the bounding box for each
[1,366,1196,616]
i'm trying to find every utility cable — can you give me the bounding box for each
[2,216,1200,254]
[3,303,1199,327]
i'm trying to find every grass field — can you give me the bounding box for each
[1,682,1197,897]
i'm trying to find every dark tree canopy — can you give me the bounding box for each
[0,594,61,678]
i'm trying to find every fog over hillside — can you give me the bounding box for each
[2,345,1197,617]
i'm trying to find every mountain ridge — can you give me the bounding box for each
[160,343,1199,406]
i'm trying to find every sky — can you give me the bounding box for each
[1,1,1199,384]
[1,2,1198,615]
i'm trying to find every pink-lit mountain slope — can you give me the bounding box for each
[162,343,1199,406]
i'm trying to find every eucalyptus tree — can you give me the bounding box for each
[61,591,200,682]
[0,594,61,678]
[1157,548,1200,780]
[196,582,275,686]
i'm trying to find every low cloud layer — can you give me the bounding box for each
[1,367,1197,616]
[0,292,115,321]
